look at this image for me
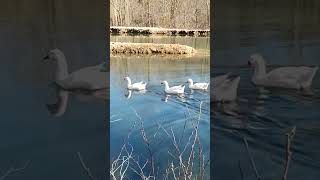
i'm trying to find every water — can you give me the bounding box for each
[110,36,210,178]
[0,2,107,179]
[212,2,320,179]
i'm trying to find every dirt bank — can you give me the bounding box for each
[110,42,196,55]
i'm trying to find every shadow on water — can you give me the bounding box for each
[212,1,320,179]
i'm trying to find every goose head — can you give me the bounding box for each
[161,81,169,90]
[248,53,265,66]
[248,53,267,77]
[161,81,169,86]
[43,49,69,81]
[124,77,132,86]
[124,76,131,82]
[187,78,193,85]
[43,49,66,62]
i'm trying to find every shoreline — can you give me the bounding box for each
[110,26,210,37]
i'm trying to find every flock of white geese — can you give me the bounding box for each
[124,77,209,93]
[44,49,319,103]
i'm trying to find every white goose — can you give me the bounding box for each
[187,79,209,90]
[161,81,185,94]
[124,77,147,90]
[43,49,108,90]
[248,53,318,89]
[212,76,240,102]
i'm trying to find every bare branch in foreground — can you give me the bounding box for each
[77,152,97,180]
[0,161,30,180]
[111,101,208,179]
[238,160,244,180]
[282,126,296,180]
[243,137,262,180]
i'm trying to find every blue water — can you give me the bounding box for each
[110,36,210,179]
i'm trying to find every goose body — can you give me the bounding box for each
[249,53,318,89]
[44,49,108,90]
[187,79,209,90]
[124,77,147,90]
[161,81,185,94]
[212,76,240,102]
[212,73,230,87]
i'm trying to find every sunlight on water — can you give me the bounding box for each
[110,36,210,178]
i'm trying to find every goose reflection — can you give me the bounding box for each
[161,94,186,103]
[46,86,69,117]
[212,101,240,117]
[46,84,108,117]
[124,89,146,99]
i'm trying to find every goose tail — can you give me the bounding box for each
[231,76,241,89]
[205,83,210,89]
[181,85,185,91]
[302,66,318,88]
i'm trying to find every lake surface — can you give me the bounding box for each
[212,2,320,179]
[0,2,107,179]
[110,36,210,178]
[0,55,107,180]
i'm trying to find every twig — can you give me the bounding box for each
[77,152,97,180]
[238,160,244,180]
[132,107,156,179]
[243,137,262,180]
[0,161,30,180]
[282,126,296,180]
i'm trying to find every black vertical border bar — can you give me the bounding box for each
[210,0,215,178]
[105,0,111,177]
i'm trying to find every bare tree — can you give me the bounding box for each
[110,0,210,29]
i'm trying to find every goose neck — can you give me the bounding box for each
[253,60,266,78]
[164,82,169,91]
[55,55,69,81]
[126,78,132,87]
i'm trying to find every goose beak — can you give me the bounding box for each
[248,61,252,66]
[43,55,49,61]
[161,82,164,85]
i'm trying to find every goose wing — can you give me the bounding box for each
[219,77,240,90]
[212,74,229,87]
[267,67,314,81]
[59,65,108,90]
[212,77,240,102]
[194,82,209,88]
[169,85,184,91]
[131,81,147,89]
